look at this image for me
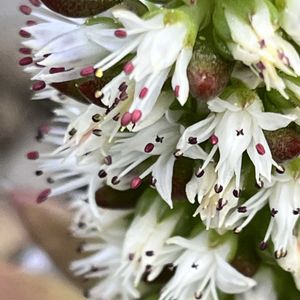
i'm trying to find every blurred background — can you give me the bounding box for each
[0,1,84,299]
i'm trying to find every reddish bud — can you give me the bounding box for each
[187,41,232,101]
[265,128,300,162]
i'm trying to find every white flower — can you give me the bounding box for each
[117,194,183,297]
[98,9,190,104]
[104,111,207,207]
[226,158,300,258]
[160,231,256,300]
[19,2,126,83]
[94,1,212,121]
[225,1,300,97]
[176,91,296,192]
[280,0,300,46]
[70,204,136,300]
[186,163,239,230]
[236,268,277,300]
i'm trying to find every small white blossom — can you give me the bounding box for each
[186,163,239,230]
[160,231,256,300]
[177,92,296,192]
[225,1,300,97]
[226,159,300,258]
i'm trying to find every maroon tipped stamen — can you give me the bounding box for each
[80,66,95,77]
[210,134,219,145]
[123,61,134,75]
[131,109,142,123]
[256,143,265,155]
[29,0,41,7]
[174,85,180,97]
[32,80,46,91]
[19,56,33,66]
[130,177,142,189]
[144,143,154,153]
[26,20,37,26]
[114,29,127,38]
[36,188,51,204]
[19,47,32,55]
[19,29,31,38]
[121,112,132,127]
[139,87,148,99]
[19,5,32,15]
[26,151,39,160]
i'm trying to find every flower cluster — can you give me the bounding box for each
[19,0,300,299]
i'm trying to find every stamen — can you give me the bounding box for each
[233,189,241,198]
[26,20,36,26]
[19,47,32,55]
[293,208,300,215]
[114,29,127,38]
[121,112,132,126]
[29,0,41,7]
[119,91,128,101]
[95,68,103,78]
[174,149,183,158]
[145,251,154,257]
[256,143,265,155]
[92,114,101,122]
[259,241,268,250]
[27,151,39,160]
[32,80,46,91]
[259,39,266,48]
[19,5,32,15]
[104,155,112,165]
[123,61,134,75]
[144,143,154,153]
[36,188,51,203]
[214,184,223,193]
[19,29,31,38]
[128,253,135,261]
[19,57,33,66]
[131,109,142,123]
[68,128,77,136]
[210,134,219,145]
[111,176,120,185]
[174,85,180,97]
[139,87,148,99]
[35,170,43,176]
[196,169,204,178]
[237,206,247,213]
[98,170,107,178]
[130,177,142,189]
[80,66,95,77]
[92,129,102,136]
[276,166,285,174]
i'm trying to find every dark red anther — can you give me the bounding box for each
[36,188,51,203]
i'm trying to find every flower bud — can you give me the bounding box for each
[187,36,233,101]
[41,0,122,17]
[41,0,146,18]
[265,128,300,162]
